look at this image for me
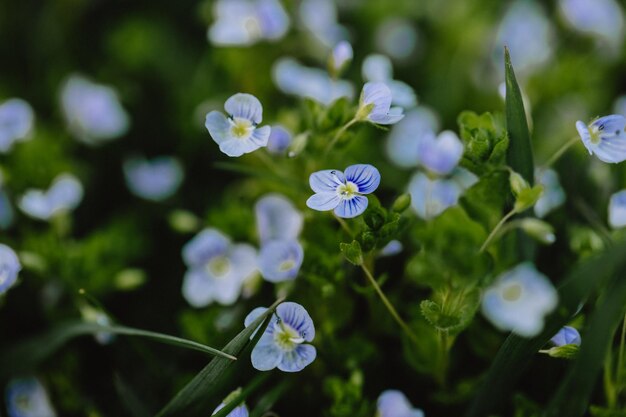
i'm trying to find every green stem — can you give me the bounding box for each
[360,264,420,347]
[479,209,517,253]
[606,350,617,409]
[616,312,626,396]
[325,117,359,155]
[437,330,450,387]
[540,136,579,171]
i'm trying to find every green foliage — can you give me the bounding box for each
[457,111,509,175]
[340,240,363,266]
[323,372,371,417]
[541,344,579,359]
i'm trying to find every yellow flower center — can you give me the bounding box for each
[278,259,295,272]
[502,283,523,301]
[589,125,602,145]
[337,181,359,199]
[207,256,231,278]
[230,117,253,139]
[273,321,305,351]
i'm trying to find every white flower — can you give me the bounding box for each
[357,82,404,125]
[576,115,626,163]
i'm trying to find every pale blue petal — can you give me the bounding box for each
[0,244,20,294]
[219,137,263,157]
[385,107,439,168]
[205,111,231,145]
[255,194,303,243]
[377,390,424,417]
[388,80,417,108]
[258,240,303,283]
[212,403,249,417]
[344,164,381,194]
[534,169,565,218]
[123,156,184,202]
[6,377,57,417]
[182,228,230,267]
[230,243,258,281]
[369,106,405,125]
[0,99,34,152]
[408,173,461,220]
[361,82,392,117]
[559,0,623,44]
[208,0,257,46]
[376,18,418,60]
[181,269,215,308]
[251,333,283,371]
[266,125,292,154]
[609,189,626,228]
[18,190,53,220]
[309,169,345,193]
[362,54,393,82]
[47,174,84,213]
[249,125,271,147]
[256,0,290,40]
[306,192,341,211]
[224,93,263,124]
[330,41,353,72]
[211,271,245,305]
[551,326,581,347]
[418,130,464,175]
[334,195,368,218]
[276,301,315,341]
[451,167,479,190]
[278,344,316,372]
[380,240,403,257]
[578,115,626,163]
[244,307,269,329]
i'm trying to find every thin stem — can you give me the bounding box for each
[325,117,359,155]
[606,349,617,409]
[540,136,579,171]
[360,264,420,347]
[616,312,626,395]
[437,330,450,387]
[479,209,517,253]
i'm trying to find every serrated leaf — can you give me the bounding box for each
[420,289,480,334]
[340,240,363,266]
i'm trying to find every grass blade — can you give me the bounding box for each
[211,373,272,417]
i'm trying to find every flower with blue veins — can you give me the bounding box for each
[534,169,566,218]
[608,189,626,228]
[376,390,424,417]
[5,377,56,417]
[18,174,83,221]
[0,244,20,296]
[244,301,316,372]
[417,130,464,175]
[255,194,303,244]
[306,164,381,218]
[551,326,582,347]
[205,93,271,157]
[181,228,257,307]
[329,41,353,76]
[0,98,34,153]
[362,54,417,108]
[123,156,184,202]
[266,125,292,155]
[356,82,404,125]
[407,172,475,220]
[482,263,558,337]
[385,107,439,168]
[576,115,626,163]
[258,240,304,283]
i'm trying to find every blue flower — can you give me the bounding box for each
[306,164,381,218]
[5,377,56,417]
[0,98,34,153]
[123,156,184,202]
[181,228,257,307]
[60,75,129,145]
[534,169,566,218]
[205,93,271,157]
[576,115,626,163]
[362,55,416,108]
[18,174,84,221]
[608,189,626,228]
[212,402,249,417]
[299,0,346,48]
[417,130,464,175]
[0,244,20,295]
[385,107,439,168]
[329,41,353,75]
[374,18,418,60]
[357,82,405,125]
[380,240,403,257]
[266,125,292,155]
[376,390,424,417]
[408,173,465,220]
[551,326,582,347]
[255,194,303,244]
[558,0,623,46]
[482,263,558,337]
[244,302,316,372]
[258,240,304,283]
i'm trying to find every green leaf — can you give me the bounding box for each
[420,289,481,334]
[156,298,284,417]
[514,185,544,213]
[457,111,508,175]
[340,240,363,266]
[590,406,626,417]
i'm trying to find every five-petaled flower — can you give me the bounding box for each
[357,82,404,125]
[551,326,581,347]
[205,93,271,157]
[576,115,626,163]
[306,164,381,218]
[245,301,316,372]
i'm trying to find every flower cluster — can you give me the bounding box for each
[18,174,83,221]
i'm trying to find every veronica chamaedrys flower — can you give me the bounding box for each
[18,174,83,221]
[608,189,626,228]
[380,240,403,257]
[0,244,21,295]
[534,169,566,218]
[362,54,417,108]
[205,93,271,157]
[60,75,129,145]
[181,228,256,307]
[266,125,292,155]
[0,98,34,153]
[386,107,439,168]
[551,326,582,347]
[576,115,626,163]
[299,0,346,48]
[408,172,475,220]
[417,130,464,175]
[306,164,381,218]
[255,194,303,244]
[482,263,558,337]
[5,377,56,417]
[258,240,304,283]
[377,390,424,417]
[208,0,289,47]
[329,41,353,76]
[559,0,624,46]
[356,82,404,125]
[244,302,316,372]
[123,156,184,202]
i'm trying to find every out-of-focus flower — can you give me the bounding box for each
[408,172,472,220]
[18,174,83,221]
[208,0,289,47]
[266,125,292,154]
[417,131,464,175]
[376,390,424,417]
[494,1,554,75]
[357,82,404,125]
[386,107,439,168]
[244,302,316,372]
[608,189,626,228]
[273,58,354,105]
[123,156,184,202]
[258,240,303,282]
[551,326,581,347]
[60,75,129,145]
[306,164,381,218]
[255,194,303,244]
[80,304,115,345]
[558,0,624,46]
[362,54,416,108]
[5,377,56,417]
[613,95,626,116]
[482,263,558,337]
[0,98,34,153]
[205,93,271,157]
[329,41,353,76]
[299,0,346,47]
[0,244,20,295]
[534,169,565,218]
[181,228,256,307]
[375,18,419,61]
[576,115,626,163]
[212,400,249,417]
[380,240,403,257]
